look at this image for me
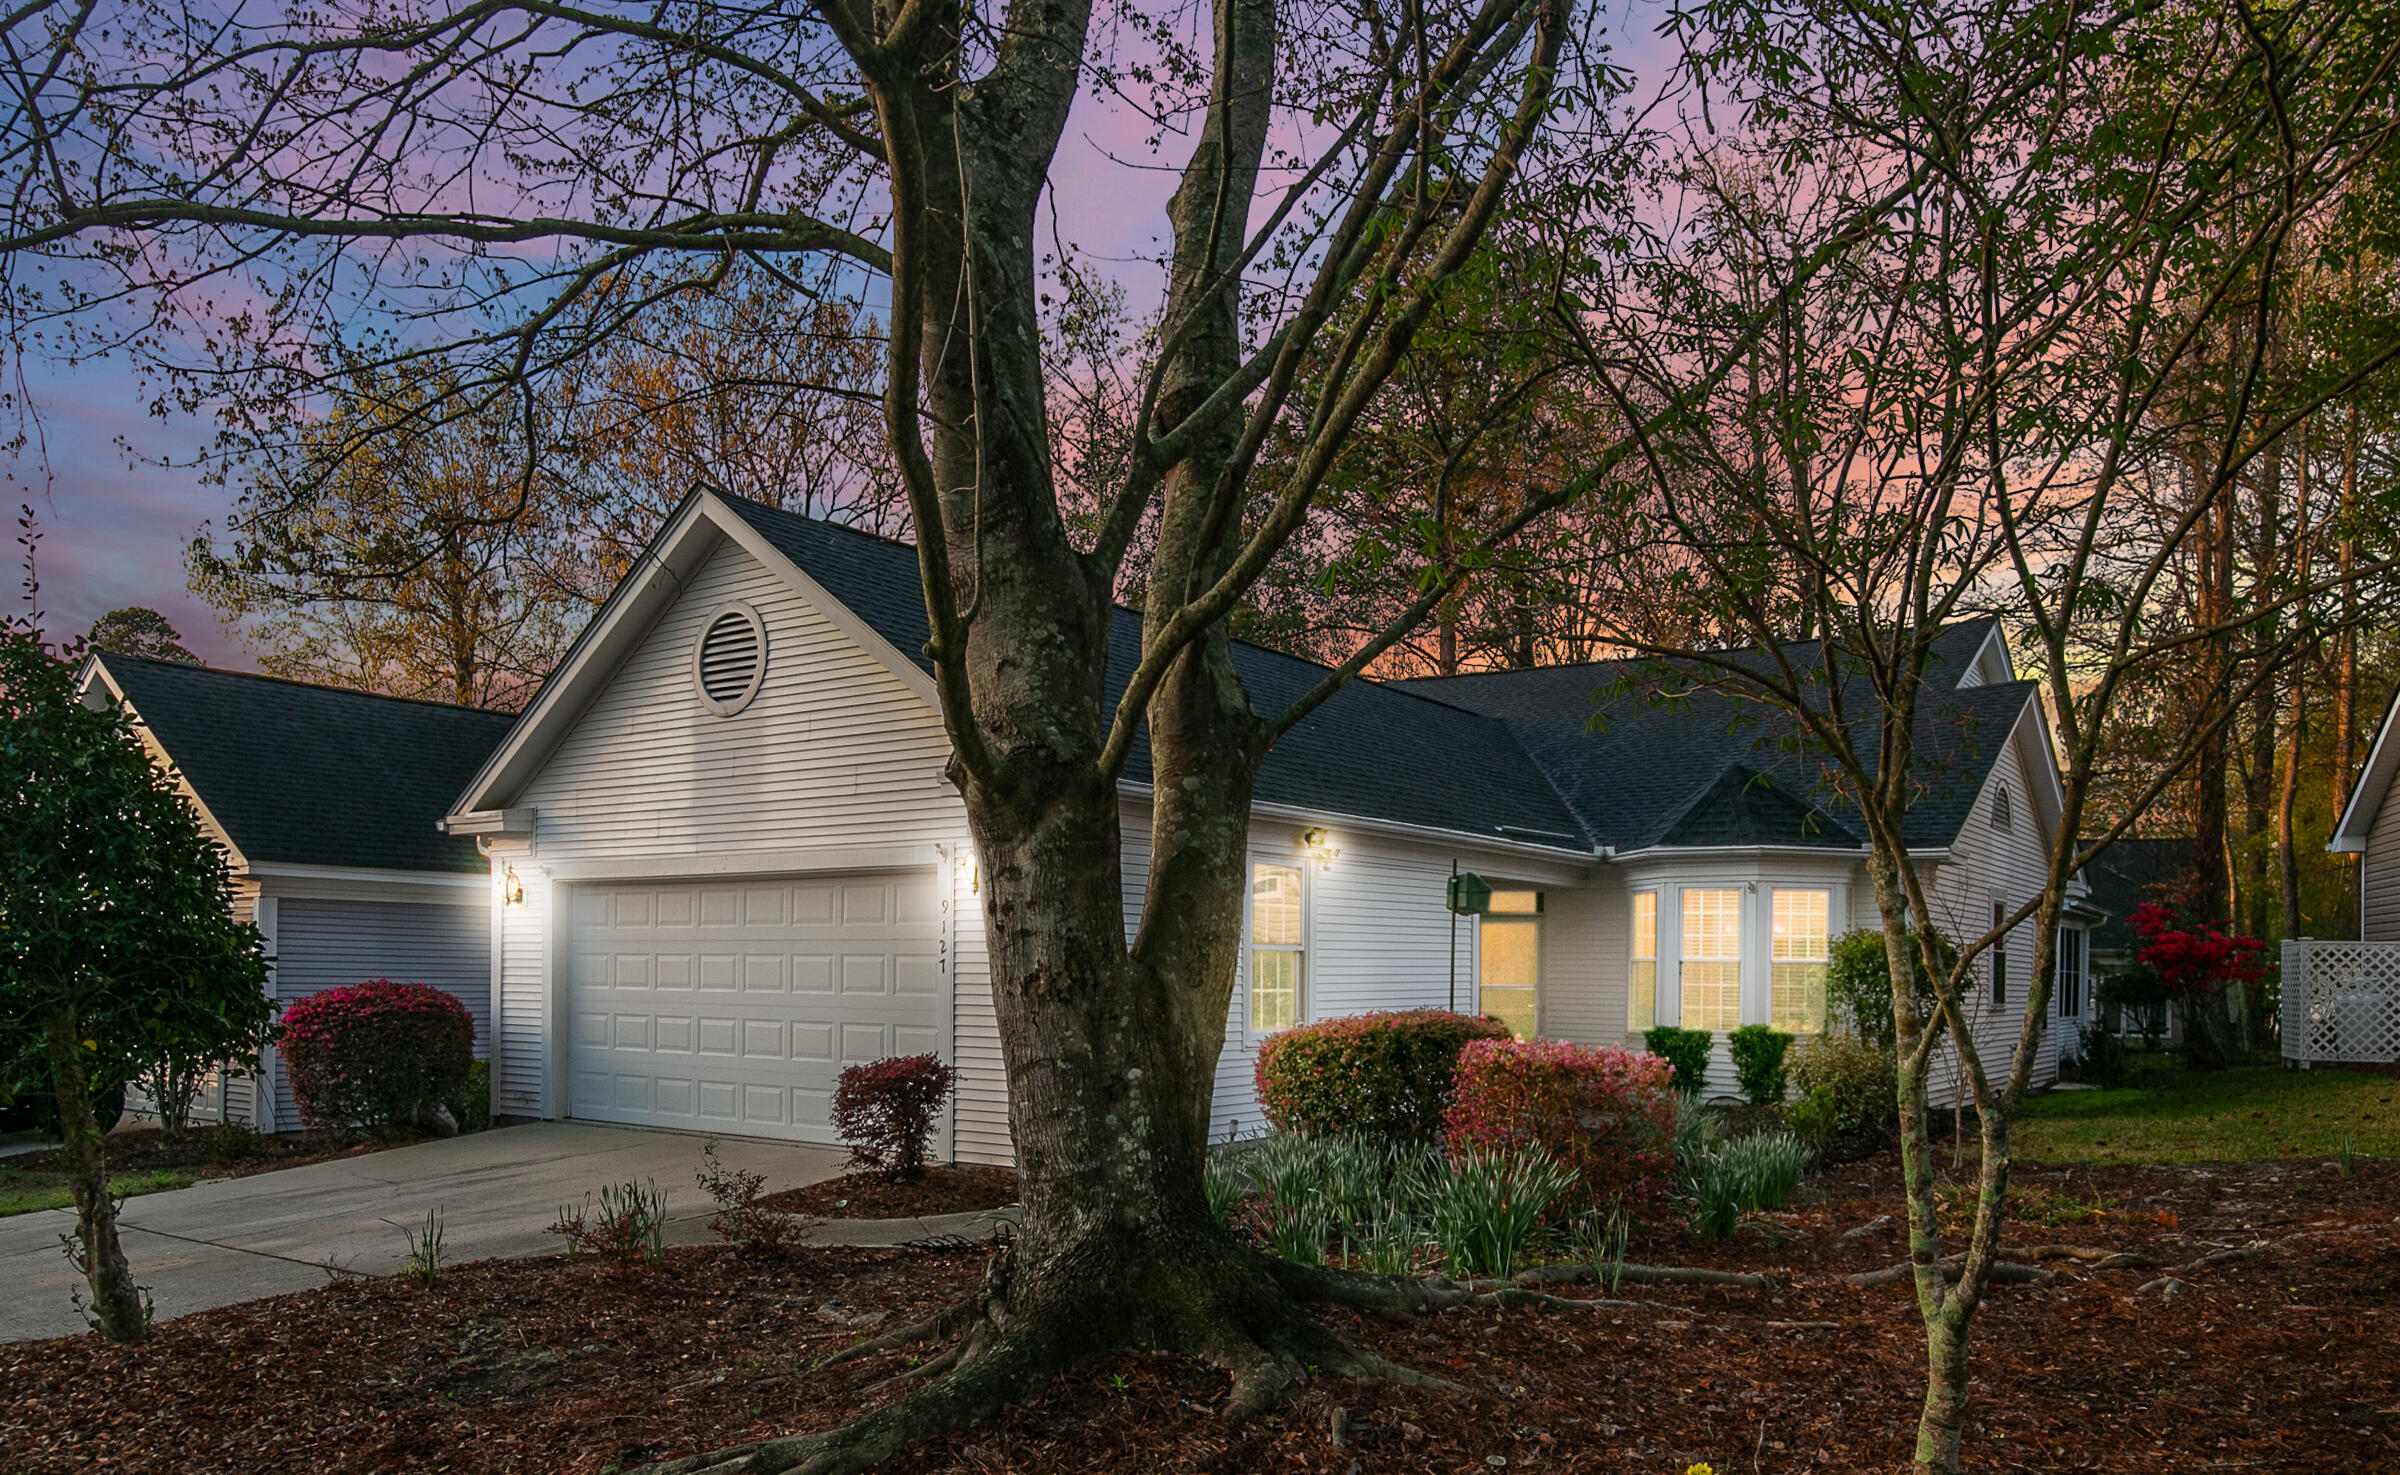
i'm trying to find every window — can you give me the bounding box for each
[1990,901,2009,1007]
[1629,892,1658,1032]
[1680,888,1742,1032]
[1771,889,1830,1033]
[1250,863,1305,1032]
[1990,783,2013,831]
[2056,927,2086,1019]
[1480,895,1541,1040]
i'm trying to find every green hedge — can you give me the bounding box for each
[1727,1025,1793,1106]
[1255,1010,1512,1142]
[1641,1026,1713,1097]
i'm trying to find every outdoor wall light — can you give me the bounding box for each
[1300,827,1340,868]
[962,851,981,895]
[502,864,525,906]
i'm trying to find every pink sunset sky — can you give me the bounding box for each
[10,2,1678,672]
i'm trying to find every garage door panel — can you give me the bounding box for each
[569,871,942,1144]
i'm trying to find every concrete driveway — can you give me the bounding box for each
[1,1121,844,1344]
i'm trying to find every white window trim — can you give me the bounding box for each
[1245,856,1308,1039]
[1627,862,1852,1036]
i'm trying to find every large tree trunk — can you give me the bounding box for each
[47,1010,148,1343]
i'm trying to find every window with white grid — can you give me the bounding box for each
[1680,888,1742,1032]
[1772,889,1830,1033]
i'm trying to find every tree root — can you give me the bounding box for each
[2005,1244,2161,1268]
[1845,1259,2057,1288]
[1515,1262,1773,1290]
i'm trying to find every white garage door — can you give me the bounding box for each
[567,872,943,1142]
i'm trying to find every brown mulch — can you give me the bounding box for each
[2,1124,436,1185]
[761,1164,1020,1220]
[5,1154,2395,1473]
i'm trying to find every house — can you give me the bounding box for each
[2073,836,2192,1043]
[446,490,2088,1161]
[2290,684,2400,1064]
[77,653,517,1128]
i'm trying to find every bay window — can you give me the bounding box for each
[1771,889,1830,1033]
[1679,888,1742,1032]
[1629,891,1658,1032]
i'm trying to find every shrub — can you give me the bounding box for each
[1255,1009,1512,1143]
[1727,1025,1793,1106]
[831,1054,956,1180]
[445,1058,492,1133]
[698,1142,807,1255]
[280,979,473,1136]
[1443,1038,1677,1212]
[1825,928,1952,1048]
[1786,1032,1898,1145]
[1641,1026,1713,1097]
[2075,1018,2132,1089]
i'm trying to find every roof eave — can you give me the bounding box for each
[2329,684,2400,853]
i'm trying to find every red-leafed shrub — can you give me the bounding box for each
[1442,1038,1677,1211]
[1255,1009,1513,1143]
[279,979,474,1136]
[832,1054,956,1180]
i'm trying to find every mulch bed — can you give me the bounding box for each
[2,1124,433,1185]
[5,1153,2394,1473]
[761,1164,1019,1220]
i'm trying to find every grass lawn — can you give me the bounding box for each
[0,1166,195,1217]
[2017,1054,2400,1164]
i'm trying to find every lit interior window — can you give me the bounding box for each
[1771,889,1830,1033]
[1249,863,1304,1032]
[1680,888,1741,1032]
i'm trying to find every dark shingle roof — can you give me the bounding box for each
[720,497,2031,856]
[1396,621,2029,852]
[2078,837,2197,953]
[97,654,516,874]
[719,497,1591,848]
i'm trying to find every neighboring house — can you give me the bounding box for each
[446,490,2090,1162]
[2331,682,2400,942]
[2295,686,2400,1065]
[2074,837,2193,1043]
[78,653,517,1129]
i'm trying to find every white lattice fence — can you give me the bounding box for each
[2281,941,2400,1065]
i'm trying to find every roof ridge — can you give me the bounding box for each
[1398,615,2005,688]
[715,490,1561,731]
[97,649,517,718]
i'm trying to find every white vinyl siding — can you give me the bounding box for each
[1921,717,2061,1099]
[2365,785,2400,942]
[515,538,960,861]
[266,895,490,1128]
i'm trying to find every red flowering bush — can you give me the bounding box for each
[2128,901,2266,998]
[832,1054,956,1180]
[2129,897,2267,1066]
[1255,1009,1513,1143]
[1442,1038,1677,1212]
[280,979,474,1136]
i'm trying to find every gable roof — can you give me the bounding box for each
[2076,837,2196,954]
[714,496,1593,848]
[1398,621,2036,853]
[86,653,515,875]
[2331,682,2400,853]
[457,491,2050,860]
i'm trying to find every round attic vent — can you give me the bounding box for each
[693,602,767,716]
